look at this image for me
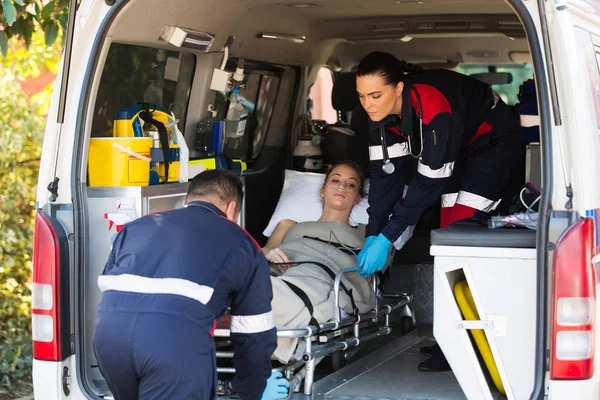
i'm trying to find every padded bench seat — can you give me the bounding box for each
[430,220,536,249]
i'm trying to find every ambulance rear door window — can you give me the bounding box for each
[91,44,196,138]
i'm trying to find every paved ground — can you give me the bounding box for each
[0,395,32,400]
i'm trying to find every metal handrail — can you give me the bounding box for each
[333,267,361,323]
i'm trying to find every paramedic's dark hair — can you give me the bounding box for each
[357,51,423,86]
[186,169,244,211]
[324,160,366,197]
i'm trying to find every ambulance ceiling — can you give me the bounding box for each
[109,0,529,67]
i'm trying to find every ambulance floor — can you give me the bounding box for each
[305,328,507,400]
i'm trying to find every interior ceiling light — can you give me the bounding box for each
[287,3,317,7]
[467,51,500,58]
[159,26,215,51]
[396,0,424,4]
[256,32,306,44]
[344,35,414,43]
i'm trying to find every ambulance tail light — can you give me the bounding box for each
[550,217,597,380]
[32,210,70,361]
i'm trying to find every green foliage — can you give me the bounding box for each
[0,46,47,399]
[0,0,70,55]
[1,29,62,118]
[1,30,61,77]
[0,4,63,398]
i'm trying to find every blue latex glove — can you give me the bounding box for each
[356,233,392,277]
[261,371,290,400]
[356,236,376,270]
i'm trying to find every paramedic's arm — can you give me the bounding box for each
[365,129,409,238]
[230,236,278,400]
[381,113,458,242]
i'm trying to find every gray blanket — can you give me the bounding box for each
[270,221,375,363]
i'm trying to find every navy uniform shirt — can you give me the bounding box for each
[99,200,276,400]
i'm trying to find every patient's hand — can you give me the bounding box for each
[272,264,291,274]
[265,248,292,265]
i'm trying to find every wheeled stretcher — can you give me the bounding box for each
[213,266,415,397]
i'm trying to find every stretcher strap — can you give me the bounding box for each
[292,261,359,313]
[300,236,390,292]
[311,262,358,312]
[302,235,361,256]
[282,280,320,333]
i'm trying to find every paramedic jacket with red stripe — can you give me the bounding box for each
[365,68,518,242]
[98,201,276,400]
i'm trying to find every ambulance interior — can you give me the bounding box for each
[81,0,543,398]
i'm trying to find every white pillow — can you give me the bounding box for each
[262,169,370,237]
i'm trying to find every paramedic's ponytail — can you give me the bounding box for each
[397,59,423,79]
[357,52,423,86]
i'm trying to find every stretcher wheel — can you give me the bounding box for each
[401,316,415,335]
[331,351,347,371]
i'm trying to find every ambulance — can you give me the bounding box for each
[31,0,600,398]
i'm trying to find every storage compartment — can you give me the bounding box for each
[84,184,189,389]
[431,222,537,400]
[83,181,248,391]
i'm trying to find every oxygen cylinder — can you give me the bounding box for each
[293,136,323,172]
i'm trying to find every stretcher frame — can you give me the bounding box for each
[213,267,415,397]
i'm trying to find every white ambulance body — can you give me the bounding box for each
[31,0,600,399]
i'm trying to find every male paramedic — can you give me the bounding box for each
[354,52,523,371]
[93,169,290,400]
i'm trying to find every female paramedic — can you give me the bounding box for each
[354,51,523,371]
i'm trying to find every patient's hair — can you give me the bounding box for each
[324,160,366,197]
[357,51,423,87]
[186,169,243,211]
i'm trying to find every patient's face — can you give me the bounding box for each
[322,165,361,211]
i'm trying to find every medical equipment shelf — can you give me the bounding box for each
[84,183,193,389]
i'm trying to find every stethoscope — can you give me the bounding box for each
[381,85,424,175]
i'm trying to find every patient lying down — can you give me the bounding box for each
[262,161,377,363]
